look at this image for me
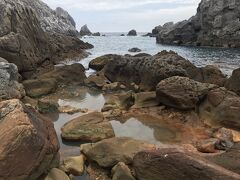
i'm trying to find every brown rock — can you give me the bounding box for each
[112,162,135,180]
[0,99,59,180]
[196,138,219,153]
[45,168,70,180]
[23,78,57,98]
[61,155,86,176]
[80,137,156,168]
[61,112,114,142]
[133,149,240,180]
[89,54,120,71]
[225,68,240,95]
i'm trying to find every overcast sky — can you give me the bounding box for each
[42,0,201,32]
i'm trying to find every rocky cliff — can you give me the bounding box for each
[155,0,240,47]
[0,0,92,78]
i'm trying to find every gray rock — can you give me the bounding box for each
[225,68,240,95]
[127,30,137,36]
[128,48,142,53]
[80,25,92,36]
[55,7,76,28]
[0,62,25,101]
[155,0,240,47]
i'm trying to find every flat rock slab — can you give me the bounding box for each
[80,137,156,168]
[133,149,240,180]
[61,112,114,142]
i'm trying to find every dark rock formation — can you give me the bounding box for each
[128,48,142,53]
[0,61,25,101]
[225,68,240,95]
[0,0,92,77]
[104,51,200,91]
[199,87,240,131]
[92,32,101,36]
[80,24,92,36]
[156,76,217,110]
[127,30,137,36]
[156,0,240,47]
[0,99,59,179]
[133,149,240,180]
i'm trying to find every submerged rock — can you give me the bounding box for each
[0,99,59,179]
[225,68,240,95]
[128,48,142,53]
[0,62,25,100]
[80,24,92,36]
[61,112,114,142]
[133,149,240,180]
[156,76,217,110]
[80,137,156,168]
[127,30,137,36]
[199,88,240,130]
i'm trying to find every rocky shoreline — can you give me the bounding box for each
[1,0,240,179]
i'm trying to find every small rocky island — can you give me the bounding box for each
[0,0,240,180]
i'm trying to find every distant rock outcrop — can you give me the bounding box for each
[155,0,240,47]
[127,30,137,36]
[80,25,92,36]
[55,7,76,28]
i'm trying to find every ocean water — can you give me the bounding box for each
[80,33,240,76]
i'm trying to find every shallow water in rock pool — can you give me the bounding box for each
[79,33,240,76]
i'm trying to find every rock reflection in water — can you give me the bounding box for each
[111,117,180,145]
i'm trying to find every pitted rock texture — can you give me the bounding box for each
[0,61,25,101]
[155,0,240,47]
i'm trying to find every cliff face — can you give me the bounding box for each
[156,0,240,47]
[0,0,92,77]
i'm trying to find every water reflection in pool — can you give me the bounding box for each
[111,117,181,145]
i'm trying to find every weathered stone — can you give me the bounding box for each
[196,138,219,153]
[0,99,59,180]
[132,92,159,108]
[45,168,70,180]
[112,162,135,180]
[199,88,240,130]
[62,155,86,176]
[156,76,216,110]
[133,149,240,180]
[55,7,76,28]
[58,106,88,114]
[37,99,59,114]
[80,25,92,36]
[23,78,57,98]
[225,68,240,95]
[80,137,156,168]
[89,54,121,71]
[0,62,25,100]
[87,163,111,180]
[104,51,201,91]
[92,32,101,36]
[155,0,240,47]
[61,112,114,142]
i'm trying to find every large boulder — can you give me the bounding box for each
[40,64,86,85]
[104,51,200,91]
[199,88,240,130]
[61,112,114,142]
[0,99,59,179]
[156,0,240,47]
[156,76,217,110]
[0,0,92,76]
[0,61,25,101]
[23,78,57,98]
[127,30,137,36]
[80,137,156,168]
[89,54,121,71]
[80,24,92,36]
[225,68,240,95]
[133,149,240,180]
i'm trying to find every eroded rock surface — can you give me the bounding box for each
[225,68,240,95]
[0,99,59,179]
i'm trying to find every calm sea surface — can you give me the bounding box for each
[80,32,240,76]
